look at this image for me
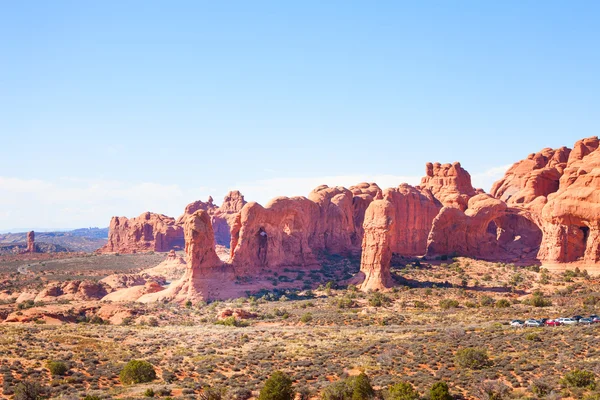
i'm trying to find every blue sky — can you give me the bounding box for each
[1,1,599,230]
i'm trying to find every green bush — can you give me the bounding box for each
[144,388,155,397]
[200,386,226,400]
[259,371,294,400]
[387,381,419,400]
[495,299,511,308]
[369,292,391,307]
[525,333,541,342]
[439,299,459,309]
[321,373,375,400]
[455,348,490,369]
[119,360,157,385]
[429,381,452,400]
[215,316,249,327]
[46,360,68,376]
[300,313,313,323]
[479,296,494,307]
[529,379,551,397]
[560,369,596,389]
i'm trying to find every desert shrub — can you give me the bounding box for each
[144,388,155,397]
[259,371,294,400]
[439,299,459,309]
[199,386,225,400]
[300,313,313,323]
[229,387,252,400]
[369,292,391,307]
[560,369,596,389]
[583,295,600,306]
[14,380,46,400]
[119,360,156,385]
[46,360,68,376]
[83,396,101,400]
[429,381,451,400]
[336,297,355,309]
[156,387,172,396]
[455,348,490,369]
[386,381,419,400]
[495,299,511,308]
[530,379,551,397]
[477,380,511,400]
[525,333,541,342]
[479,296,494,307]
[321,373,375,400]
[215,317,249,327]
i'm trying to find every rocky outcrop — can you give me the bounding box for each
[230,197,320,275]
[490,146,570,205]
[357,184,441,290]
[538,138,600,263]
[34,281,111,303]
[489,136,600,264]
[419,162,477,210]
[178,191,247,247]
[358,199,395,291]
[426,194,543,261]
[101,281,164,303]
[99,212,184,254]
[26,231,35,253]
[138,210,232,303]
[308,185,357,254]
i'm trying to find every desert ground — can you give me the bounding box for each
[1,252,600,400]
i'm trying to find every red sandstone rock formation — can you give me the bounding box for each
[490,136,600,264]
[490,146,570,205]
[178,191,247,247]
[358,199,395,291]
[230,197,320,275]
[99,212,184,254]
[34,280,111,303]
[308,185,357,254]
[26,231,35,253]
[138,210,232,303]
[419,162,477,210]
[538,138,600,263]
[357,184,441,290]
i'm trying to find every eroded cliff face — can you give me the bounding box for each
[99,212,184,254]
[490,146,570,205]
[538,139,600,263]
[419,161,478,211]
[488,136,600,264]
[230,197,321,275]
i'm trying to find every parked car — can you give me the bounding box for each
[545,319,562,326]
[589,314,599,320]
[525,319,543,327]
[573,315,584,321]
[510,320,525,327]
[557,317,578,325]
[579,318,594,325]
[592,316,600,323]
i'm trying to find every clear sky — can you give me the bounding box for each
[1,1,599,231]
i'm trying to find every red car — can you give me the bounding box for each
[545,319,562,326]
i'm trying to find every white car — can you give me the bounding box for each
[556,317,578,325]
[524,319,543,327]
[510,320,525,327]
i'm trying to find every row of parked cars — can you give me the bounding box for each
[511,315,600,327]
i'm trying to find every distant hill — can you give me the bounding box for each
[0,227,108,253]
